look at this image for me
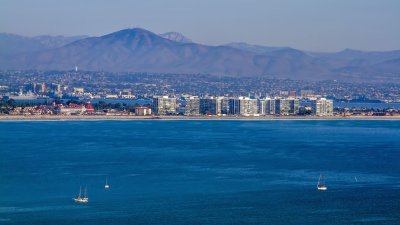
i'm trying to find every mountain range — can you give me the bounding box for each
[1,28,399,82]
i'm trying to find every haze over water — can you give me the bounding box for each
[0,120,399,224]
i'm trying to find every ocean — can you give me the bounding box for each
[0,120,399,224]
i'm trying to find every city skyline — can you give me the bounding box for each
[1,0,400,52]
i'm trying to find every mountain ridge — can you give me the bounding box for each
[1,28,399,82]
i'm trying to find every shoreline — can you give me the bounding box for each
[1,115,400,121]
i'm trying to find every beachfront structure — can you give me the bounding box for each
[259,98,276,115]
[58,103,86,115]
[312,98,333,116]
[185,96,227,116]
[152,96,177,115]
[200,97,218,115]
[135,106,152,116]
[228,98,240,115]
[185,96,200,116]
[274,98,299,115]
[238,97,258,116]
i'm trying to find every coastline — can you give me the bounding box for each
[1,114,400,121]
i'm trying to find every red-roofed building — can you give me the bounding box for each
[85,101,95,114]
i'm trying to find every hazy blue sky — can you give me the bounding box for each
[1,0,399,51]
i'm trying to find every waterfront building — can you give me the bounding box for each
[200,97,217,115]
[219,97,229,115]
[84,101,95,114]
[259,98,276,115]
[185,96,200,116]
[152,96,177,115]
[228,98,240,115]
[135,106,152,116]
[275,98,299,115]
[58,103,86,115]
[312,98,333,116]
[238,97,258,116]
[266,98,276,115]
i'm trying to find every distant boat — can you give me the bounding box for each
[317,174,327,191]
[354,176,358,182]
[73,186,88,203]
[105,177,110,189]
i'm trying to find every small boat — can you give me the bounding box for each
[317,174,327,191]
[73,186,88,203]
[105,177,110,189]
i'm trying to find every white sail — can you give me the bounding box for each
[317,174,327,191]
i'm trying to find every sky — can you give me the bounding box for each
[1,0,399,52]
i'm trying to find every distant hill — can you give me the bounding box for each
[223,42,289,54]
[0,33,87,55]
[0,28,399,82]
[159,32,193,43]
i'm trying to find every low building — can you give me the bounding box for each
[58,103,86,115]
[84,101,95,114]
[135,106,152,116]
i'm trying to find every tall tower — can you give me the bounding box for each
[41,83,46,93]
[75,66,78,72]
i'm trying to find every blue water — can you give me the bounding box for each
[0,120,399,224]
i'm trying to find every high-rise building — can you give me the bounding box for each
[312,98,333,116]
[275,98,299,115]
[219,97,229,115]
[289,98,300,115]
[32,83,37,93]
[40,83,46,93]
[228,98,240,115]
[152,96,177,115]
[185,96,200,116]
[266,98,276,115]
[238,97,258,115]
[200,98,217,115]
[56,84,62,93]
[259,98,276,115]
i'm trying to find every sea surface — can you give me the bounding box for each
[0,120,399,225]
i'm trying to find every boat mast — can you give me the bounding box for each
[84,186,87,198]
[78,186,82,198]
[317,174,321,187]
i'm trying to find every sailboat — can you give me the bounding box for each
[105,177,110,189]
[73,186,89,203]
[317,174,327,191]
